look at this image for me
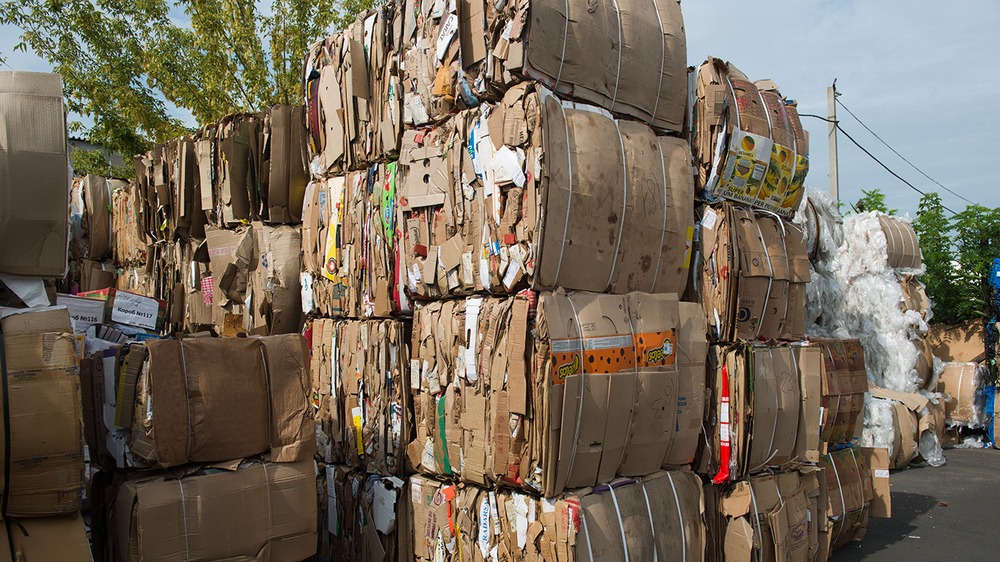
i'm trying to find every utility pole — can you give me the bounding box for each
[828,80,840,202]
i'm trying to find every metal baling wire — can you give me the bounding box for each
[752,216,774,339]
[649,141,669,293]
[750,348,781,473]
[551,100,575,287]
[747,480,764,562]
[179,341,194,459]
[647,0,666,126]
[560,295,587,490]
[760,210,791,333]
[639,480,660,562]
[614,300,640,472]
[608,485,630,562]
[666,472,687,562]
[552,0,571,93]
[580,505,597,562]
[829,452,848,522]
[605,120,629,291]
[177,480,192,560]
[609,0,624,114]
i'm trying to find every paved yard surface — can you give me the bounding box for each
[833,448,1000,561]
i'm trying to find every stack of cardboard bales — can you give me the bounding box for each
[690,59,890,561]
[300,1,720,559]
[0,307,92,561]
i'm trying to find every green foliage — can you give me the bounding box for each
[912,192,962,323]
[70,147,134,178]
[951,205,1000,322]
[854,188,897,215]
[0,0,351,158]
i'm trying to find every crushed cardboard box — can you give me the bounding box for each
[318,464,411,562]
[821,447,891,551]
[879,216,922,270]
[937,361,985,428]
[812,339,869,447]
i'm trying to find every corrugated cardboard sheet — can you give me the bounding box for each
[820,447,891,551]
[113,459,317,562]
[408,292,704,497]
[937,362,982,427]
[0,513,92,562]
[397,85,694,301]
[699,204,810,341]
[0,71,70,277]
[305,8,403,175]
[692,59,809,218]
[125,335,313,467]
[706,343,822,482]
[310,318,411,476]
[410,469,704,562]
[318,464,410,562]
[812,339,868,447]
[0,307,84,517]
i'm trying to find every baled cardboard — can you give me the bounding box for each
[310,318,411,476]
[812,339,869,446]
[713,471,813,562]
[126,335,312,467]
[111,181,146,267]
[879,215,922,269]
[937,361,982,426]
[663,301,709,467]
[699,204,810,341]
[319,465,409,562]
[1,307,84,517]
[113,459,317,562]
[821,446,891,551]
[0,513,92,562]
[706,343,821,482]
[692,59,809,218]
[83,174,114,260]
[398,85,694,302]
[0,71,70,277]
[205,225,253,331]
[249,222,303,334]
[262,105,309,224]
[80,259,117,292]
[928,320,986,363]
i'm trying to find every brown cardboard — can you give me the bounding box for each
[812,339,869,445]
[205,225,253,330]
[699,204,810,342]
[0,513,92,562]
[821,446,888,551]
[113,459,317,562]
[320,464,408,561]
[249,222,303,334]
[81,259,117,291]
[258,334,316,462]
[263,105,309,224]
[663,301,709,467]
[937,362,981,426]
[0,71,70,277]
[83,174,113,260]
[929,320,986,363]
[879,215,922,269]
[1,307,84,518]
[129,337,271,467]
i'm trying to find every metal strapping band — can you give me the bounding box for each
[666,472,687,562]
[608,486,630,562]
[650,141,669,292]
[606,120,629,290]
[552,101,575,286]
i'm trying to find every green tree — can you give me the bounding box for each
[912,192,962,323]
[0,0,363,161]
[951,205,1000,322]
[70,147,133,178]
[853,188,897,215]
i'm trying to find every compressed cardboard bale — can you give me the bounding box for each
[937,361,985,427]
[821,447,890,551]
[0,71,70,277]
[261,104,309,224]
[0,307,84,517]
[205,225,254,333]
[928,320,986,363]
[125,335,313,468]
[0,513,92,562]
[213,112,263,225]
[879,215,922,270]
[303,163,402,319]
[408,291,703,497]
[304,8,403,176]
[705,343,822,483]
[83,174,114,260]
[112,459,317,562]
[318,465,409,562]
[410,469,704,562]
[691,59,809,218]
[698,204,810,342]
[310,318,411,476]
[398,84,694,301]
[813,339,869,446]
[663,301,710,468]
[80,259,117,292]
[400,0,687,133]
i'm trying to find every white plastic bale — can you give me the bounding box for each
[860,395,897,459]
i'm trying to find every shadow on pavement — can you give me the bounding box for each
[830,491,938,561]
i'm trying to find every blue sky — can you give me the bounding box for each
[2,0,997,216]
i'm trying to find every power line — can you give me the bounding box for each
[835,98,975,205]
[799,113,960,215]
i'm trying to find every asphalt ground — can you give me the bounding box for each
[832,448,1000,561]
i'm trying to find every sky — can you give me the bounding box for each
[684,0,1000,218]
[2,0,998,217]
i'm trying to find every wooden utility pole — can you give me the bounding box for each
[828,80,840,202]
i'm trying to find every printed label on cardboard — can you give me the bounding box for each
[717,130,807,218]
[635,330,676,367]
[109,291,160,330]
